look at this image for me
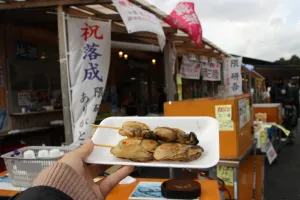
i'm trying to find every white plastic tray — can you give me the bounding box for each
[86,117,220,169]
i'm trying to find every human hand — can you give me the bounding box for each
[59,139,134,199]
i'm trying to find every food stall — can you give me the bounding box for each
[241,64,266,103]
[0,1,229,199]
[164,94,258,199]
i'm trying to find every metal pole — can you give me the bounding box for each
[57,6,73,144]
[233,167,239,200]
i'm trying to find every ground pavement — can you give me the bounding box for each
[265,132,300,200]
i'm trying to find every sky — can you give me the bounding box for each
[146,0,300,62]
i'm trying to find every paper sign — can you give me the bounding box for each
[180,56,201,80]
[215,105,232,120]
[217,166,234,186]
[215,105,234,131]
[262,138,277,164]
[202,62,221,81]
[219,120,235,131]
[239,98,250,129]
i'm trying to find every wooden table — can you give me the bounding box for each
[0,171,221,200]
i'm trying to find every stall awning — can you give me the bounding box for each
[0,0,229,59]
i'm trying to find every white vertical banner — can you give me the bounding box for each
[67,17,111,143]
[112,0,166,50]
[180,56,201,79]
[224,57,243,95]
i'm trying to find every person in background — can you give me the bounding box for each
[288,80,300,118]
[11,140,134,200]
[157,88,167,114]
[122,90,136,116]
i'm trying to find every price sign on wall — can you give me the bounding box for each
[238,98,250,129]
[217,166,234,186]
[215,105,234,131]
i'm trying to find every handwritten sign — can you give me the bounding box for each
[224,57,243,95]
[113,0,165,49]
[67,17,111,143]
[18,91,37,106]
[217,166,234,186]
[202,62,221,81]
[215,105,234,131]
[215,105,232,120]
[180,56,201,79]
[238,98,250,129]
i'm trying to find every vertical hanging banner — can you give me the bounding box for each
[67,17,111,143]
[112,0,166,50]
[180,56,201,79]
[224,57,243,95]
[163,2,203,47]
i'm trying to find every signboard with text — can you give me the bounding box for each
[202,62,221,81]
[224,57,243,95]
[15,41,38,60]
[238,98,250,129]
[180,56,201,80]
[67,17,111,143]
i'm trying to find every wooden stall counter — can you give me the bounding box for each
[0,171,220,200]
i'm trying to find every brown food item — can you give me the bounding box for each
[154,127,199,145]
[153,143,204,162]
[119,121,155,139]
[118,121,199,145]
[161,180,201,199]
[110,138,159,162]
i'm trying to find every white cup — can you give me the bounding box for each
[49,149,61,158]
[21,108,26,113]
[38,150,49,158]
[23,150,36,159]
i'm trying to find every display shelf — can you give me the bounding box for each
[10,109,62,116]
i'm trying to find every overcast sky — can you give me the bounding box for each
[146,0,300,62]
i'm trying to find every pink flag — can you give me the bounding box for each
[163,2,203,47]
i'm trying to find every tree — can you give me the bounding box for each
[290,55,300,65]
[274,55,300,65]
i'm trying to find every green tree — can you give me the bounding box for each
[275,55,300,65]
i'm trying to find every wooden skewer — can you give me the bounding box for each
[91,124,121,130]
[94,143,114,148]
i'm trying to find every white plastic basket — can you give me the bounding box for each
[1,146,74,188]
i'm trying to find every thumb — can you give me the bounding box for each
[74,139,94,160]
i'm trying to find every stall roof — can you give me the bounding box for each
[0,0,229,59]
